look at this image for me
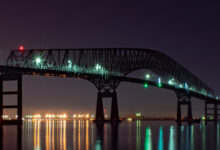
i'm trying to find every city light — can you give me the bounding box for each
[73,113,94,120]
[136,113,141,117]
[33,114,41,119]
[2,115,9,119]
[59,114,67,119]
[45,114,55,119]
[127,118,133,121]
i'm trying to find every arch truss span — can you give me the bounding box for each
[6,48,214,95]
[4,48,218,124]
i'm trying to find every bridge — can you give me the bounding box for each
[0,48,219,124]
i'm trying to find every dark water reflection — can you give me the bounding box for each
[0,120,220,150]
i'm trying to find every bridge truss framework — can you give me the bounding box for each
[0,48,219,125]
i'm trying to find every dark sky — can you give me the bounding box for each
[0,1,220,118]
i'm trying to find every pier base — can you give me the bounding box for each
[176,92,193,124]
[95,90,120,123]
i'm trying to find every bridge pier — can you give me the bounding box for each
[176,92,193,124]
[205,101,220,123]
[95,90,120,123]
[95,91,105,122]
[0,74,22,125]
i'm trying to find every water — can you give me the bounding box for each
[1,120,220,150]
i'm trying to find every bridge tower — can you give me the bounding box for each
[92,78,120,123]
[176,92,193,124]
[0,74,22,125]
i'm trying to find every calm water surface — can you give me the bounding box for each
[1,120,220,150]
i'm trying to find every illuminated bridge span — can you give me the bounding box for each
[0,48,219,124]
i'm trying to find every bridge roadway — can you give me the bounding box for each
[0,65,218,102]
[0,65,219,125]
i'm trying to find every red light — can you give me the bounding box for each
[19,46,24,51]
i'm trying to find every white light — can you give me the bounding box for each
[96,64,102,70]
[35,57,42,64]
[184,83,188,89]
[158,78,161,84]
[146,74,151,79]
[68,60,72,68]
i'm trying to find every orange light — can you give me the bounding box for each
[19,46,24,51]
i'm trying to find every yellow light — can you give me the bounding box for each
[127,118,133,121]
[85,114,90,118]
[59,114,67,119]
[33,114,41,119]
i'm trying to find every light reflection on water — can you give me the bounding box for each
[1,121,220,150]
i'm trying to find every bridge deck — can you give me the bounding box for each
[0,65,218,103]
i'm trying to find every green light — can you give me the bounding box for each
[145,127,152,150]
[144,83,148,88]
[158,83,162,87]
[158,127,164,150]
[202,116,206,120]
[158,77,162,87]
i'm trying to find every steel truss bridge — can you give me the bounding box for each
[0,48,219,124]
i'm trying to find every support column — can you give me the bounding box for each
[0,74,23,125]
[176,92,193,124]
[187,100,193,124]
[205,101,220,123]
[17,75,22,124]
[205,101,207,122]
[177,101,181,124]
[214,103,218,123]
[0,75,3,124]
[110,91,119,121]
[17,125,22,150]
[95,92,105,122]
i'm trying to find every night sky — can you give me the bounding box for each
[0,1,220,118]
